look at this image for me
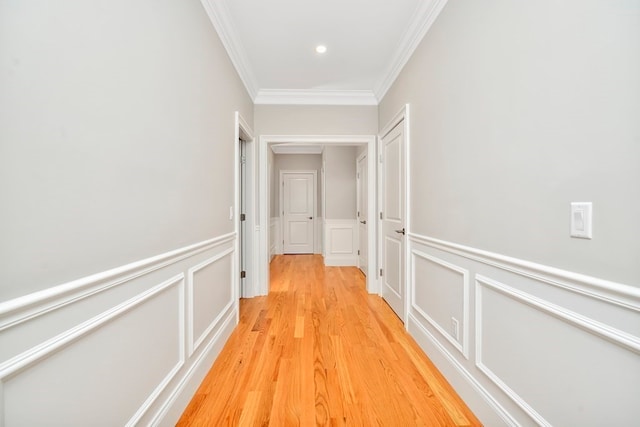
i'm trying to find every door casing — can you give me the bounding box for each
[357,152,368,274]
[234,112,255,303]
[258,136,378,297]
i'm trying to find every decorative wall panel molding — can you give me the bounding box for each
[475,275,640,427]
[187,248,235,357]
[411,249,470,359]
[407,232,640,427]
[0,234,238,426]
[324,219,358,266]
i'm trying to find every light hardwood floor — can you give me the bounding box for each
[177,255,481,426]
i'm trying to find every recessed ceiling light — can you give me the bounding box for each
[315,45,327,54]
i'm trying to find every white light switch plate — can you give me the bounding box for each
[570,202,592,239]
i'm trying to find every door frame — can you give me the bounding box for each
[378,104,410,326]
[280,170,317,254]
[234,112,255,304]
[259,135,378,296]
[356,151,368,274]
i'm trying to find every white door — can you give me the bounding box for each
[282,171,315,254]
[357,153,368,274]
[381,122,405,321]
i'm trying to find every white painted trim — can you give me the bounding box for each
[410,250,470,359]
[315,217,323,255]
[254,89,378,106]
[473,278,549,427]
[374,0,450,101]
[407,313,520,427]
[201,0,449,105]
[259,135,378,296]
[150,305,237,426]
[356,150,368,273]
[235,111,255,301]
[0,234,235,331]
[0,274,185,380]
[475,275,640,426]
[200,1,258,98]
[378,104,411,326]
[409,233,640,311]
[324,219,359,266]
[186,248,236,357]
[126,281,185,427]
[476,274,640,359]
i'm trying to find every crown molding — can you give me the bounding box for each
[202,0,448,106]
[200,0,259,99]
[373,0,449,102]
[254,89,378,106]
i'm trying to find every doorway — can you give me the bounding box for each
[258,136,378,296]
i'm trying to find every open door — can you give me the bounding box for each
[357,153,368,275]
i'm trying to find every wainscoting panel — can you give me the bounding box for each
[188,248,234,357]
[2,276,184,426]
[0,233,238,427]
[411,250,469,358]
[407,233,640,427]
[324,219,358,266]
[476,275,640,427]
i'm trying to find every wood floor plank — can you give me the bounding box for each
[177,255,482,427]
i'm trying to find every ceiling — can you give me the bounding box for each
[200,0,448,105]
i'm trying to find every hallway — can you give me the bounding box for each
[178,255,481,426]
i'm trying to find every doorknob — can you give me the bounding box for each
[309,217,313,220]
[360,220,367,224]
[395,228,405,235]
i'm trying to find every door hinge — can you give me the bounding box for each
[240,213,246,221]
[379,154,383,163]
[379,212,383,220]
[380,269,383,277]
[357,211,360,218]
[357,249,360,255]
[240,270,246,279]
[357,172,360,179]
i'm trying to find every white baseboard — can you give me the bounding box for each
[151,306,237,425]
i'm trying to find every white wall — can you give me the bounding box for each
[323,146,358,220]
[380,0,640,285]
[380,1,640,425]
[0,0,253,424]
[323,146,359,266]
[254,105,378,136]
[272,154,323,218]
